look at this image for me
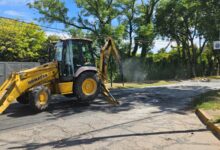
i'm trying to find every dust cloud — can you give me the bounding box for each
[122,58,147,82]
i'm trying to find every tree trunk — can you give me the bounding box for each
[127,38,132,57]
[141,43,147,58]
[182,42,187,65]
[217,57,220,76]
[176,41,181,59]
[207,58,213,76]
[191,53,197,77]
[190,40,197,77]
[191,63,197,77]
[132,41,139,56]
[185,43,194,77]
[127,21,133,57]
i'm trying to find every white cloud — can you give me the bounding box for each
[45,31,71,39]
[153,40,176,52]
[3,10,26,17]
[135,39,177,54]
[152,37,205,53]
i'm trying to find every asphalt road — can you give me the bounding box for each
[0,80,220,150]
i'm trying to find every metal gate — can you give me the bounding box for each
[0,62,40,85]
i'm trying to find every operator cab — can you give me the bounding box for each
[54,38,96,81]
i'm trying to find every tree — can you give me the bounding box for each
[198,0,220,42]
[69,28,87,38]
[29,0,123,41]
[132,0,160,58]
[117,0,137,56]
[43,35,60,62]
[155,0,208,77]
[0,18,46,61]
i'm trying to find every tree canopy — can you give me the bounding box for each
[155,0,220,77]
[0,18,46,61]
[1,0,220,80]
[29,0,157,48]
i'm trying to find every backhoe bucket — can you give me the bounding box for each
[101,82,119,105]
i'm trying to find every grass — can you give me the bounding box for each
[193,90,220,123]
[193,76,220,81]
[106,80,178,89]
[207,76,220,80]
[193,90,220,110]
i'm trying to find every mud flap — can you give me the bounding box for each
[101,82,119,105]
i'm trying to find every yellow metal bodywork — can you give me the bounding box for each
[99,37,121,105]
[58,82,73,95]
[0,61,58,113]
[99,37,122,82]
[0,37,121,114]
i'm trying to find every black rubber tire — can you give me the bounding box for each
[29,86,51,112]
[74,72,100,103]
[17,93,29,104]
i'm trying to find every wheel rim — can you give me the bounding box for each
[82,78,97,96]
[38,91,48,105]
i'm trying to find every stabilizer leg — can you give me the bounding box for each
[101,82,119,105]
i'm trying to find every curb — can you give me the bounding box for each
[196,109,220,139]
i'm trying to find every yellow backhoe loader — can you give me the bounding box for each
[0,37,122,114]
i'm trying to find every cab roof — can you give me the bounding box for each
[60,38,92,42]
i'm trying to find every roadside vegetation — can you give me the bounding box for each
[107,80,178,89]
[193,90,220,123]
[207,76,220,80]
[193,90,220,110]
[0,0,220,82]
[0,18,46,61]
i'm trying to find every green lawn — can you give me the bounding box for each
[193,90,220,110]
[207,76,220,80]
[193,76,220,81]
[193,90,220,123]
[106,80,178,89]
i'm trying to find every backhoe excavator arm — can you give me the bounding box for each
[99,37,123,105]
[0,62,58,114]
[0,37,122,114]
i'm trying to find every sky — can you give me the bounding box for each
[0,0,172,53]
[0,0,39,21]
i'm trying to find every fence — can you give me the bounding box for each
[0,62,40,85]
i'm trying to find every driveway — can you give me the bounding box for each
[0,80,219,150]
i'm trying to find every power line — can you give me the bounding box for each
[0,16,72,39]
[0,16,69,33]
[0,16,157,42]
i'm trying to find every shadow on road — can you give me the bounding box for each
[0,84,214,149]
[8,128,207,150]
[2,85,211,119]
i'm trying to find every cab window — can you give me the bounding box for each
[54,42,63,61]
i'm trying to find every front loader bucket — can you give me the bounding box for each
[0,74,17,114]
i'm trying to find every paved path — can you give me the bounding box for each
[0,80,220,150]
